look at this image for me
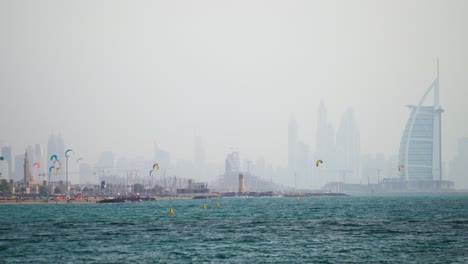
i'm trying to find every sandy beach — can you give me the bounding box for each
[0,196,196,204]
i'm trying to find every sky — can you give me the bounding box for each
[0,0,467,169]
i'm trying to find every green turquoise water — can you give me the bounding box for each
[1,196,468,263]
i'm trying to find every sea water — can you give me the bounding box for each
[1,196,468,263]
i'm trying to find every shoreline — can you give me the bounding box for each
[0,196,196,204]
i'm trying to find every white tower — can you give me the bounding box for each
[432,58,443,181]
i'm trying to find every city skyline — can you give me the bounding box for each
[1,2,468,263]
[1,1,467,188]
[1,1,468,169]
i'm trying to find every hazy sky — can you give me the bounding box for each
[1,0,467,168]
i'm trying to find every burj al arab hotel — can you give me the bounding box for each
[397,61,452,191]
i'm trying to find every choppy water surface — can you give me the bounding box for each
[1,196,468,263]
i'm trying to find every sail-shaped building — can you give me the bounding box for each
[397,61,452,191]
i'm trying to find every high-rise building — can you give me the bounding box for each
[449,137,468,189]
[154,142,171,169]
[0,157,9,180]
[288,115,298,171]
[224,152,240,191]
[336,107,361,183]
[0,145,12,178]
[254,158,266,179]
[47,133,57,163]
[97,151,115,170]
[33,144,43,176]
[47,132,66,180]
[79,163,93,184]
[15,154,24,181]
[315,101,337,186]
[398,62,443,183]
[316,101,336,158]
[57,133,65,160]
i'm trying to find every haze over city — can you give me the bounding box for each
[2,2,468,263]
[1,0,467,187]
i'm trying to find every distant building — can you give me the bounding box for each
[15,154,24,181]
[79,163,93,185]
[177,179,209,194]
[398,64,443,183]
[154,142,170,168]
[315,101,337,187]
[24,152,33,183]
[449,137,468,189]
[396,62,452,192]
[336,107,361,183]
[47,132,66,179]
[0,157,9,180]
[0,145,12,179]
[56,133,65,160]
[26,145,34,178]
[288,115,312,188]
[47,133,57,164]
[224,152,240,191]
[33,144,43,178]
[97,151,115,170]
[253,158,266,179]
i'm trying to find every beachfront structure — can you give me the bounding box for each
[398,61,443,183]
[239,173,245,193]
[177,179,209,195]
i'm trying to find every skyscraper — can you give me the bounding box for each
[336,107,361,183]
[79,162,93,185]
[33,144,43,176]
[15,154,24,181]
[0,157,9,181]
[154,142,171,168]
[0,145,12,179]
[56,133,65,161]
[47,132,66,180]
[47,133,57,167]
[97,151,115,170]
[315,101,337,186]
[398,62,443,183]
[224,151,240,191]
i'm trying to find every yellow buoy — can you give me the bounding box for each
[202,203,207,209]
[216,201,220,207]
[169,208,175,215]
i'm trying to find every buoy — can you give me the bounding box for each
[252,199,256,203]
[278,198,282,202]
[202,203,207,209]
[216,201,220,207]
[169,208,175,215]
